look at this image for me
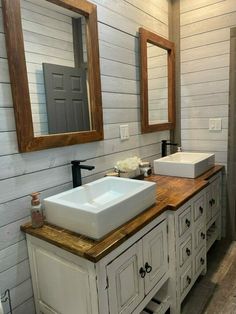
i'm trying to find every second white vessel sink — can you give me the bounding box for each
[153,152,215,178]
[44,177,156,239]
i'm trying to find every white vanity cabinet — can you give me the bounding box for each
[26,215,170,314]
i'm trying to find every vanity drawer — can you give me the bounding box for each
[178,205,192,238]
[195,223,206,250]
[193,194,205,222]
[179,235,192,267]
[195,247,206,275]
[180,263,193,296]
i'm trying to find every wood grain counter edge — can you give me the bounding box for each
[21,165,224,263]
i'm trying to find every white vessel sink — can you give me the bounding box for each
[44,177,156,239]
[153,152,215,178]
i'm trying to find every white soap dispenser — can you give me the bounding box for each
[30,192,44,228]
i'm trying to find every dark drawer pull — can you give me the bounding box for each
[209,200,213,207]
[144,262,152,273]
[200,258,205,265]
[187,276,191,285]
[185,219,191,227]
[186,248,191,256]
[201,232,206,239]
[212,198,216,205]
[139,267,146,278]
[199,206,203,214]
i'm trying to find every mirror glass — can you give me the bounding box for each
[21,0,91,136]
[147,44,168,125]
[2,0,103,152]
[139,27,175,133]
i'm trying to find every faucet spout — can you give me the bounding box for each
[161,140,178,157]
[71,160,95,188]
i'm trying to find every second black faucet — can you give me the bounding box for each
[71,160,95,188]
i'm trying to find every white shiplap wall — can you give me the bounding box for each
[180,0,235,236]
[0,0,169,313]
[180,0,232,166]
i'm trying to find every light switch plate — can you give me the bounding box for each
[209,118,222,131]
[120,124,129,140]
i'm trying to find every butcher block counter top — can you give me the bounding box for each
[21,165,223,262]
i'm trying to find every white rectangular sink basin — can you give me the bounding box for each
[44,177,156,239]
[153,152,215,178]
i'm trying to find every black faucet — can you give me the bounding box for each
[71,160,95,188]
[161,140,178,157]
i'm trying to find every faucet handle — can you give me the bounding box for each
[71,160,87,165]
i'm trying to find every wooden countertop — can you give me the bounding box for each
[21,165,223,262]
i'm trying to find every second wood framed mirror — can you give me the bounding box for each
[139,27,175,133]
[2,0,103,152]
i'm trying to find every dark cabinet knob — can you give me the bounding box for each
[212,198,216,205]
[186,248,191,256]
[144,262,152,273]
[187,276,191,285]
[199,206,203,214]
[185,219,191,227]
[139,267,146,278]
[209,199,213,207]
[200,258,205,265]
[201,232,206,239]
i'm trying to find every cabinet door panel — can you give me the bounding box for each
[143,220,168,294]
[34,247,92,314]
[211,176,221,218]
[106,241,144,314]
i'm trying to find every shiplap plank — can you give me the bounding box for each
[102,92,139,109]
[99,41,137,66]
[180,0,236,26]
[0,108,15,131]
[180,0,225,13]
[101,76,139,94]
[21,7,72,33]
[181,28,230,50]
[103,108,138,124]
[0,59,9,83]
[124,0,168,25]
[181,67,229,85]
[0,260,30,292]
[180,140,228,152]
[181,117,228,130]
[181,93,229,108]
[11,297,35,314]
[0,34,6,58]
[0,84,13,107]
[181,41,230,62]
[181,80,229,97]
[94,0,168,38]
[0,11,3,33]
[100,59,138,80]
[0,240,28,273]
[98,23,137,52]
[181,105,228,118]
[2,279,33,314]
[0,132,18,156]
[181,54,230,73]
[181,11,236,38]
[104,122,139,140]
[181,129,228,141]
[21,0,72,23]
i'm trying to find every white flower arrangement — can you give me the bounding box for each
[115,156,141,173]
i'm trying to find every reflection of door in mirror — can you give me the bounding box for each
[20,0,91,136]
[147,44,168,125]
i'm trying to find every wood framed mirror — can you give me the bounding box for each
[2,0,103,152]
[139,27,175,133]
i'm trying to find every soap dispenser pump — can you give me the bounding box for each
[30,192,44,228]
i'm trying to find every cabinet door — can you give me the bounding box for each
[106,241,144,314]
[205,186,212,224]
[143,220,168,294]
[211,176,221,218]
